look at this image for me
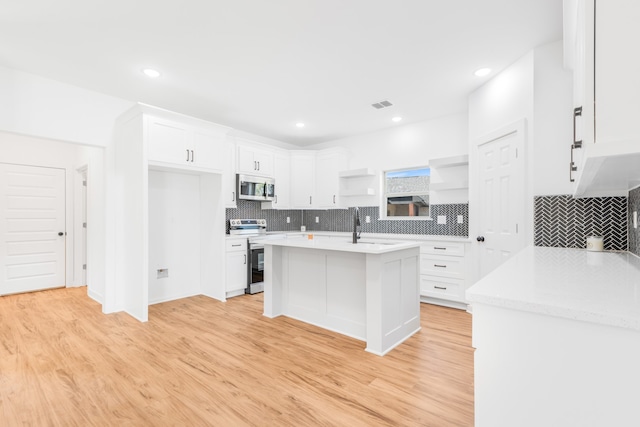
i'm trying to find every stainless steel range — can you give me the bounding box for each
[229,219,267,295]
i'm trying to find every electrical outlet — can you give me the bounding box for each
[437,215,447,225]
[157,268,168,279]
[315,216,319,223]
[286,216,290,223]
[366,216,371,223]
[457,215,464,224]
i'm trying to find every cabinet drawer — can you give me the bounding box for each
[420,276,464,301]
[225,239,247,252]
[420,254,465,278]
[421,241,465,256]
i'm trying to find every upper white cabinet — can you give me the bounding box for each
[289,149,348,209]
[237,142,275,177]
[262,151,291,209]
[222,139,237,208]
[566,0,640,196]
[147,116,227,172]
[315,149,348,208]
[289,151,316,208]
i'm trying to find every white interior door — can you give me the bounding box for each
[476,126,525,278]
[0,163,66,295]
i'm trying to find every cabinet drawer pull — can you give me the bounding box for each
[434,264,447,268]
[573,106,582,148]
[434,247,447,250]
[434,285,447,290]
[232,244,242,247]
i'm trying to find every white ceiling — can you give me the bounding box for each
[0,1,562,146]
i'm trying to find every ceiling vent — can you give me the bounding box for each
[371,100,393,109]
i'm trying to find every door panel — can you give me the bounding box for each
[477,128,524,278]
[0,163,66,295]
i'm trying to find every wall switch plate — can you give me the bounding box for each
[300,225,306,232]
[315,216,319,223]
[366,216,371,223]
[437,215,447,225]
[457,215,464,224]
[634,211,638,229]
[286,216,290,223]
[157,268,168,279]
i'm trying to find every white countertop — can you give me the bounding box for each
[466,246,640,331]
[268,231,470,242]
[263,236,421,254]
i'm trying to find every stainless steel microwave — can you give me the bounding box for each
[237,174,276,201]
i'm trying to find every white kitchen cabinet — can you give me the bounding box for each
[420,240,469,310]
[289,148,348,209]
[222,139,237,208]
[237,143,274,177]
[567,0,640,196]
[262,151,290,209]
[225,238,247,297]
[289,151,316,208]
[147,116,226,172]
[315,149,347,208]
[113,103,229,321]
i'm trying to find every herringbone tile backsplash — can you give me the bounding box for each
[534,195,627,251]
[226,200,468,237]
[629,187,640,256]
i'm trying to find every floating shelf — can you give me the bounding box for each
[339,168,376,178]
[430,182,469,191]
[429,154,469,169]
[341,188,376,197]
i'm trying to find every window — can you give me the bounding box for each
[382,167,430,218]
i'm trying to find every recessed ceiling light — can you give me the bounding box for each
[142,68,161,78]
[474,68,491,77]
[392,116,403,123]
[295,122,305,128]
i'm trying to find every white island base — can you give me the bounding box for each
[263,239,421,356]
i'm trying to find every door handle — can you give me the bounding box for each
[244,254,247,265]
[186,149,190,162]
[573,106,582,148]
[257,161,260,170]
[190,150,194,162]
[476,236,485,242]
[309,196,312,205]
[58,232,64,236]
[275,195,278,204]
[333,195,336,204]
[254,161,257,170]
[232,191,235,202]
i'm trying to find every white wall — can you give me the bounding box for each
[0,65,134,147]
[148,170,202,304]
[310,112,468,171]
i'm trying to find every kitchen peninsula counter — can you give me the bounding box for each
[466,246,640,426]
[263,238,421,356]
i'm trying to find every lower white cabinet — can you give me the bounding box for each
[225,238,247,297]
[420,240,468,309]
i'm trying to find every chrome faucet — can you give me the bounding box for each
[352,207,361,244]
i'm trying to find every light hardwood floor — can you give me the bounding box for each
[0,287,474,426]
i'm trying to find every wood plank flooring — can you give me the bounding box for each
[0,287,474,426]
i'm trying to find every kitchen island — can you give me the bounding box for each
[263,237,421,356]
[467,246,640,427]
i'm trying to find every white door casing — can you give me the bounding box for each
[476,122,526,278]
[0,163,66,295]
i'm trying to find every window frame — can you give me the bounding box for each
[380,165,431,220]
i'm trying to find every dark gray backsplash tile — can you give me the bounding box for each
[628,187,640,256]
[534,195,627,251]
[225,200,469,237]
